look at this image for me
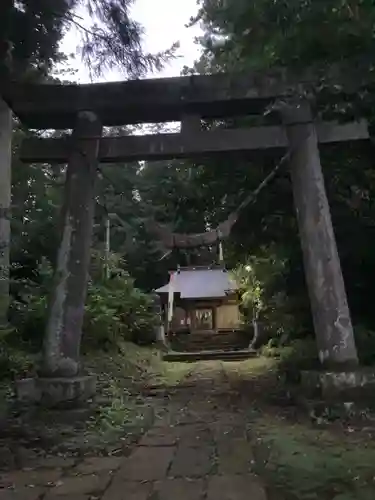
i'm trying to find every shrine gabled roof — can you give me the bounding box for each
[155,267,238,299]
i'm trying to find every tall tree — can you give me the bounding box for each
[180,0,375,336]
[192,0,375,73]
[1,0,176,80]
[0,0,176,337]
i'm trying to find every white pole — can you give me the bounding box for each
[167,272,175,332]
[218,230,224,265]
[218,241,224,264]
[105,216,110,279]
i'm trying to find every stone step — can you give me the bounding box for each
[176,343,247,353]
[169,332,249,353]
[163,349,257,363]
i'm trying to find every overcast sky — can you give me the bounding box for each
[60,0,203,83]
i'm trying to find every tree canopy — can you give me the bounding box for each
[1,0,176,79]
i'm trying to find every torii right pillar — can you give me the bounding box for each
[282,100,358,368]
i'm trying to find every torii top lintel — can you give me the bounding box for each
[0,66,361,130]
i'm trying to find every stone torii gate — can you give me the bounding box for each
[0,70,370,403]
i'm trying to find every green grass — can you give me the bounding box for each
[85,342,192,435]
[253,417,375,499]
[86,342,191,388]
[221,356,375,500]
[154,360,192,387]
[226,356,278,377]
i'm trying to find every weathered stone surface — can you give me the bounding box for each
[164,350,256,363]
[0,446,15,470]
[1,469,62,487]
[75,456,123,475]
[138,426,180,446]
[212,422,247,441]
[15,378,39,403]
[10,67,372,130]
[283,100,358,367]
[102,480,153,500]
[300,369,375,401]
[120,447,175,481]
[15,376,96,405]
[170,446,213,477]
[155,478,205,500]
[45,473,110,496]
[42,111,102,378]
[15,447,39,468]
[0,487,45,500]
[44,494,90,500]
[40,375,96,404]
[33,456,76,470]
[177,424,212,447]
[206,475,267,500]
[2,360,274,500]
[217,439,255,475]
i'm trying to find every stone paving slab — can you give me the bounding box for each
[207,475,267,500]
[0,447,16,471]
[0,469,62,487]
[45,473,111,497]
[217,438,255,475]
[170,445,214,477]
[138,426,180,446]
[75,456,123,474]
[44,495,90,500]
[32,456,76,470]
[154,477,205,500]
[120,446,175,481]
[102,480,153,500]
[211,421,248,441]
[0,486,45,500]
[0,360,268,500]
[152,410,191,427]
[177,423,213,447]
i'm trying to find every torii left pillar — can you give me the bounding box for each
[17,111,102,405]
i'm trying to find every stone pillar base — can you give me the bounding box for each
[300,369,375,402]
[15,375,96,407]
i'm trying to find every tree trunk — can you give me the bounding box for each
[282,100,358,368]
[0,100,11,329]
[250,315,259,350]
[42,111,102,377]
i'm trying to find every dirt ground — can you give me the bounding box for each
[1,357,375,500]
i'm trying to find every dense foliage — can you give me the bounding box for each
[182,0,375,363]
[192,0,375,71]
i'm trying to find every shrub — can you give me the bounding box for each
[9,257,52,351]
[262,337,319,382]
[232,248,305,345]
[83,252,157,350]
[0,326,36,380]
[83,273,156,350]
[0,346,35,380]
[10,294,48,352]
[7,250,157,362]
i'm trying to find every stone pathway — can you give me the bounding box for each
[0,362,268,499]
